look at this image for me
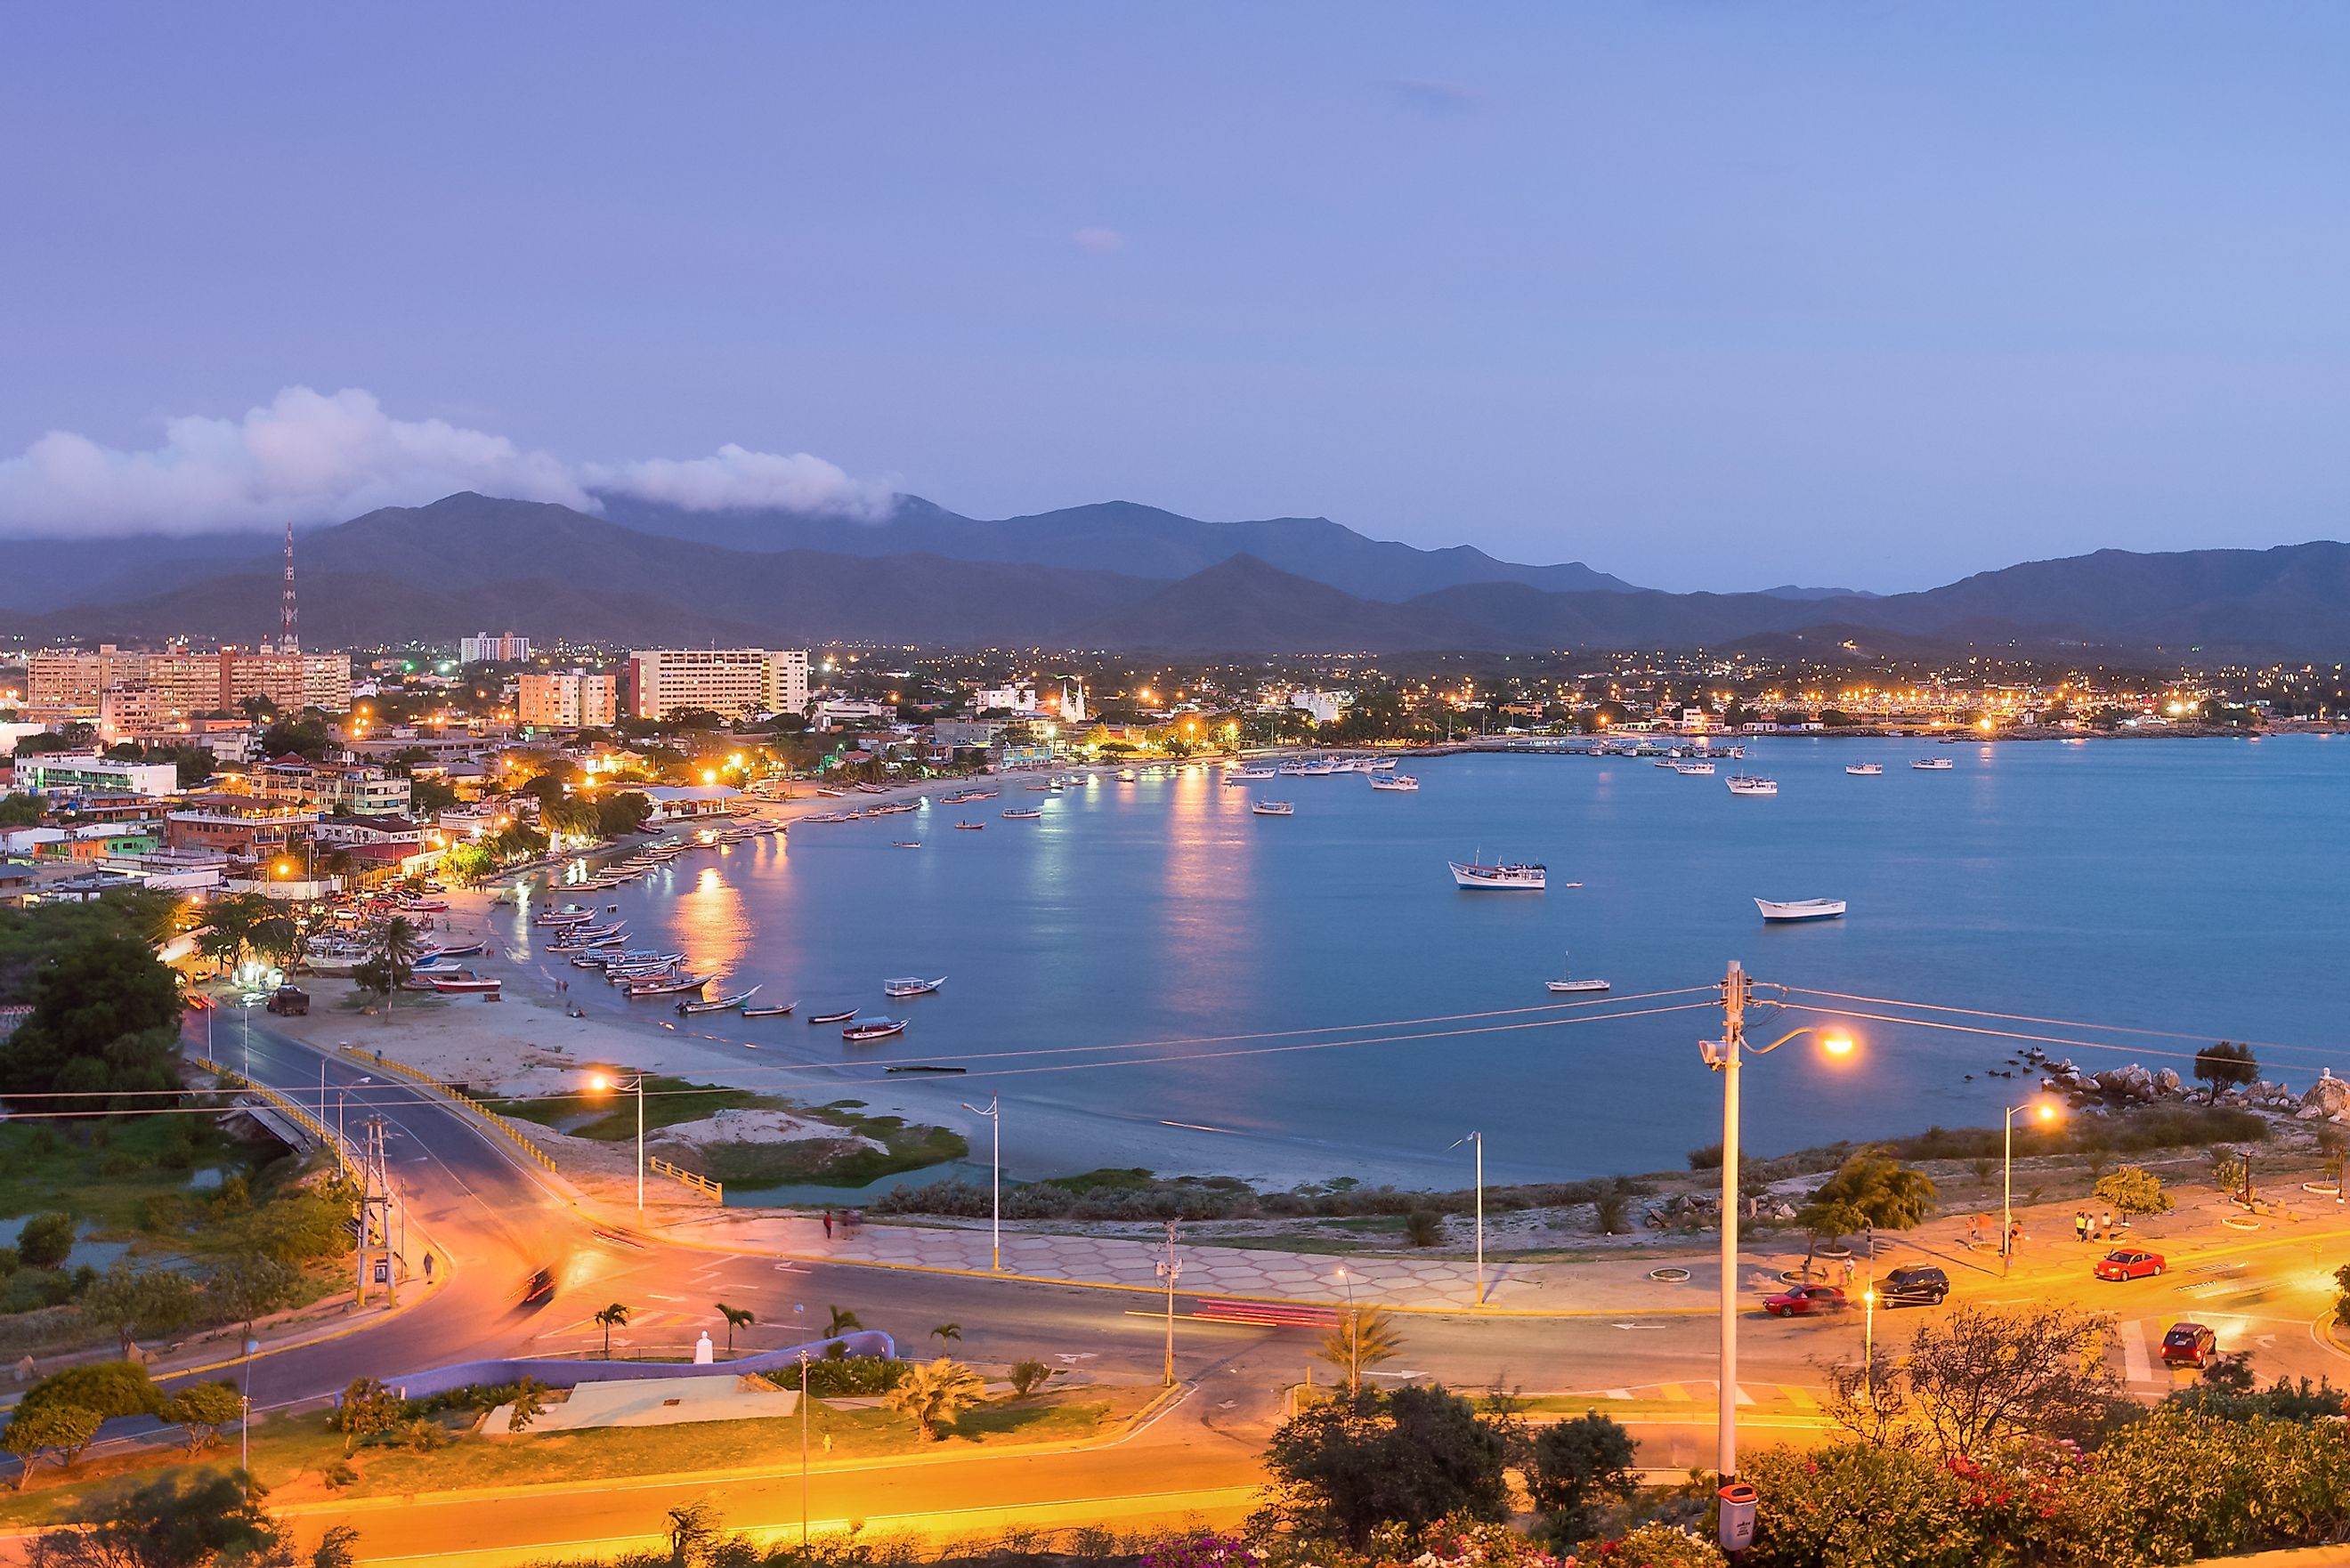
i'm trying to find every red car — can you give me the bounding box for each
[2160,1321,2216,1367]
[1763,1284,1850,1317]
[2095,1249,2167,1281]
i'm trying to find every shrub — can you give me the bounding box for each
[2093,1165,2172,1216]
[16,1213,74,1271]
[774,1355,905,1397]
[1600,1523,1726,1568]
[19,1361,163,1420]
[1527,1411,1637,1537]
[1404,1210,1443,1248]
[1008,1359,1056,1398]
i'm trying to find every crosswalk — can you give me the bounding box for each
[1567,1379,1824,1411]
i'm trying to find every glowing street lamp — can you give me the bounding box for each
[2002,1099,2061,1271]
[588,1071,648,1217]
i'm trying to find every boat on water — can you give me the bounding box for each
[1755,897,1846,923]
[1117,768,1139,782]
[808,1006,858,1024]
[1252,799,1294,816]
[1846,764,1884,776]
[741,1000,798,1018]
[1225,765,1276,782]
[843,1018,907,1042]
[1001,808,1042,820]
[892,840,922,848]
[1545,952,1609,994]
[1277,759,1338,777]
[884,975,946,998]
[1912,757,1954,770]
[625,974,715,997]
[1450,860,1546,891]
[1726,775,1779,796]
[1673,761,1717,776]
[678,985,760,1015]
[534,908,594,925]
[953,820,985,831]
[887,1063,966,1074]
[1363,757,1398,771]
[1369,774,1419,792]
[428,972,501,994]
[429,942,483,958]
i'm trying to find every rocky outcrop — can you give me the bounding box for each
[2297,1071,2350,1122]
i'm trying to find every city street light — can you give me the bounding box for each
[1449,1130,1485,1305]
[1155,1220,1183,1386]
[1862,1283,1876,1406]
[2003,1098,2061,1272]
[588,1071,648,1217]
[960,1095,1001,1271]
[1700,959,1855,1480]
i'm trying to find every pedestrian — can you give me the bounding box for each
[1967,1213,1982,1249]
[2008,1220,2022,1256]
[1841,1256,1856,1286]
[2102,1208,2115,1240]
[2074,1209,2088,1243]
[822,1208,834,1240]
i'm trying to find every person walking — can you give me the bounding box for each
[2102,1208,2115,1241]
[2074,1209,2088,1244]
[822,1208,834,1241]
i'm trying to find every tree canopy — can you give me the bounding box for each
[2,922,182,1110]
[1259,1385,1510,1548]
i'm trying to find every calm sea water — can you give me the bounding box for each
[508,738,2350,1190]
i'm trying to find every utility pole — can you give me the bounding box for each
[356,1116,397,1306]
[798,1346,813,1548]
[1155,1220,1182,1386]
[1712,958,1747,1481]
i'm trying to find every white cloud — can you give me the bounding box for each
[0,387,895,537]
[587,444,895,521]
[1072,227,1127,255]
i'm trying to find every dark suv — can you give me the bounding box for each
[1877,1265,1950,1306]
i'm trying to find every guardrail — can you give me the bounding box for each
[190,1055,356,1179]
[648,1155,723,1203]
[337,1044,558,1173]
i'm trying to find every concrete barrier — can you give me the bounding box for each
[384,1330,899,1402]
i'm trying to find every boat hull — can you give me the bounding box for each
[1754,898,1846,922]
[1449,861,1545,891]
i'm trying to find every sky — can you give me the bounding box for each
[2,4,2346,592]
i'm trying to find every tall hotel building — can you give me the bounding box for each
[628,649,810,722]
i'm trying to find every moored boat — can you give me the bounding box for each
[808,1006,858,1024]
[883,975,945,998]
[1754,897,1846,922]
[1251,799,1294,816]
[741,1001,798,1018]
[1912,757,1954,770]
[1846,764,1884,776]
[677,984,760,1015]
[1726,775,1779,796]
[1369,774,1419,792]
[1673,761,1717,776]
[1545,951,1609,994]
[1001,808,1042,820]
[1449,860,1545,891]
[843,1018,907,1042]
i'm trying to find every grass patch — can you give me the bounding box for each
[693,1108,968,1189]
[0,1387,1142,1527]
[0,1115,257,1235]
[489,1076,774,1140]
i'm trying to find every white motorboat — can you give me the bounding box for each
[1846,764,1884,776]
[884,975,946,998]
[1545,952,1609,994]
[1225,765,1276,783]
[1449,860,1545,891]
[1369,774,1420,792]
[1912,757,1954,771]
[1673,761,1716,776]
[1251,799,1294,816]
[1277,759,1338,777]
[1755,897,1846,923]
[1726,775,1779,796]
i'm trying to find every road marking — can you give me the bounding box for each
[1733,1385,1756,1407]
[1658,1383,1691,1402]
[1783,1385,1819,1411]
[2122,1320,2155,1385]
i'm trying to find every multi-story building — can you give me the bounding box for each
[518,670,619,730]
[146,650,352,715]
[163,794,315,861]
[96,684,180,744]
[27,645,150,714]
[460,632,533,665]
[254,756,411,817]
[628,649,809,722]
[12,753,181,799]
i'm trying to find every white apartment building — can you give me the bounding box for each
[628,649,809,722]
[13,754,182,799]
[460,632,533,664]
[974,679,1086,721]
[1290,690,1346,725]
[518,670,619,730]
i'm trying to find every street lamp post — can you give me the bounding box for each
[336,1076,373,1152]
[1862,1283,1876,1406]
[798,1345,813,1548]
[589,1072,648,1217]
[1155,1220,1183,1386]
[2002,1099,2059,1272]
[239,1335,259,1489]
[1700,959,1854,1481]
[960,1095,1001,1271]
[1450,1130,1485,1305]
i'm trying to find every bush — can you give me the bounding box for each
[1404,1211,1443,1248]
[1258,1386,1508,1548]
[774,1355,906,1397]
[20,1361,164,1420]
[16,1213,74,1271]
[1528,1411,1637,1536]
[1008,1359,1056,1398]
[2093,1165,2172,1216]
[1599,1523,1725,1567]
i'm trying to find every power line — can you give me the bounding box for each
[1773,985,2339,1064]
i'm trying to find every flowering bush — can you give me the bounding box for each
[1374,1513,1568,1568]
[1143,1532,1265,1568]
[1583,1523,1724,1568]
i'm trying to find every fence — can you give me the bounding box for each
[190,1055,356,1179]
[337,1043,558,1174]
[648,1155,723,1203]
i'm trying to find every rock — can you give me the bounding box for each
[2154,1068,2183,1095]
[2299,1071,2350,1120]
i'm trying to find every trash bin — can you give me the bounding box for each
[1718,1483,1758,1554]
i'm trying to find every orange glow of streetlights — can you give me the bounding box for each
[1820,1032,1855,1056]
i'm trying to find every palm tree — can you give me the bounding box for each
[884,1358,987,1441]
[594,1302,631,1358]
[1317,1305,1404,1394]
[822,1305,863,1339]
[717,1302,755,1355]
[929,1322,962,1352]
[372,915,422,1021]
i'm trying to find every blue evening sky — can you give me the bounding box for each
[3,4,2345,590]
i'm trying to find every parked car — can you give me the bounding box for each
[263,983,310,1016]
[2095,1248,2167,1281]
[1877,1265,1951,1306]
[1763,1284,1850,1317]
[2160,1321,2217,1367]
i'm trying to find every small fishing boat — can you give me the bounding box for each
[1545,952,1610,994]
[625,974,715,997]
[1252,799,1294,816]
[1726,775,1779,796]
[1673,760,1717,776]
[678,985,760,1015]
[808,1006,858,1024]
[887,1063,966,1074]
[884,975,946,998]
[1369,774,1420,792]
[741,1000,798,1018]
[953,820,985,831]
[1846,764,1884,776]
[1755,897,1846,923]
[1449,860,1545,891]
[892,840,922,848]
[429,942,483,958]
[1001,808,1042,820]
[428,973,501,994]
[1225,765,1276,783]
[843,1018,907,1042]
[1912,757,1954,771]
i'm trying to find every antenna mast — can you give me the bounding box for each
[280,519,299,651]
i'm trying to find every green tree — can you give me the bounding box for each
[2094,1165,2174,1216]
[597,791,653,837]
[29,1469,290,1561]
[822,1305,862,1339]
[336,1377,404,1456]
[1810,1147,1940,1233]
[506,1375,548,1434]
[717,1303,755,1355]
[1008,1359,1057,1398]
[1822,1303,2127,1459]
[1317,1305,1404,1394]
[20,1362,164,1421]
[3,931,182,1109]
[158,1380,244,1455]
[883,1358,987,1441]
[595,1302,631,1358]
[408,775,459,817]
[928,1321,961,1352]
[17,1212,75,1270]
[370,915,422,1022]
[0,795,42,828]
[79,1263,201,1357]
[4,1402,103,1489]
[1528,1410,1640,1538]
[206,1254,299,1333]
[1793,1199,1867,1281]
[2194,1041,2259,1103]
[1258,1385,1510,1548]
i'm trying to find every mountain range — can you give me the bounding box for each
[5,491,2350,658]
